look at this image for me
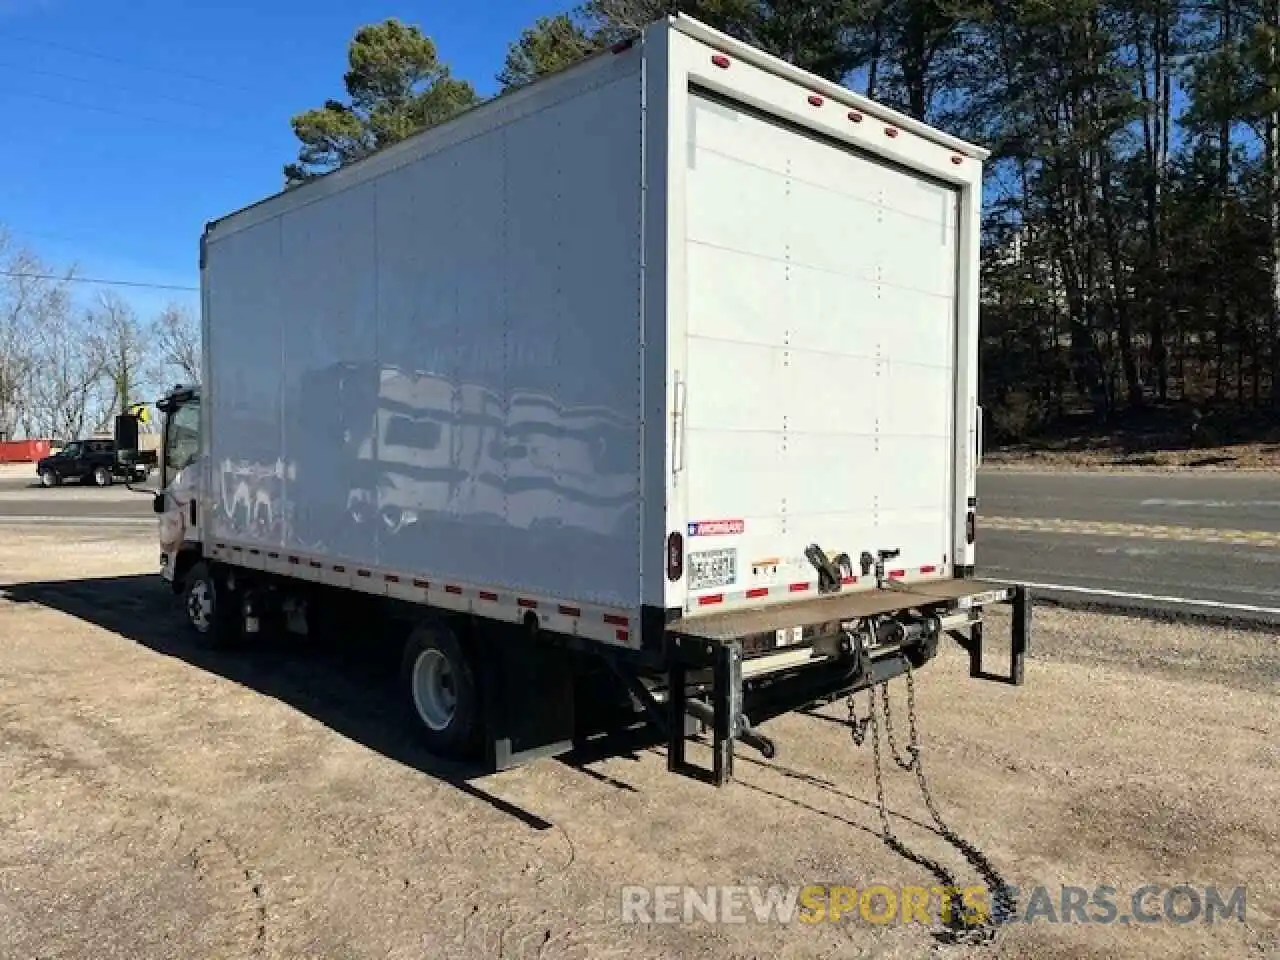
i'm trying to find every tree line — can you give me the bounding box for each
[0,228,200,442]
[285,0,1280,445]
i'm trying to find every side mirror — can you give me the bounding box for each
[152,492,165,514]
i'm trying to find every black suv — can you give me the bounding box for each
[36,439,149,488]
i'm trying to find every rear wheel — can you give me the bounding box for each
[92,466,112,487]
[401,622,480,759]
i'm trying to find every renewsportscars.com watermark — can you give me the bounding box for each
[620,884,1247,927]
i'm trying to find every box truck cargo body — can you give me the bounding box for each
[144,15,1030,784]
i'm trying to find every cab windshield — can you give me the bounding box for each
[163,399,201,486]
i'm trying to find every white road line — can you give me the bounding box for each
[1009,580,1280,617]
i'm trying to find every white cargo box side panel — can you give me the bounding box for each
[662,25,984,613]
[204,49,648,609]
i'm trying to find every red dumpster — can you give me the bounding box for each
[0,440,53,463]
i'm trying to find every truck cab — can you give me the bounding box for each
[151,385,203,588]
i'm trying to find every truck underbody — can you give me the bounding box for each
[164,539,1028,787]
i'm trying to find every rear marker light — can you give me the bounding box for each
[559,604,582,617]
[788,582,810,593]
[920,565,937,575]
[616,629,630,644]
[413,578,430,588]
[445,585,462,596]
[848,110,863,122]
[889,570,905,579]
[808,95,824,107]
[841,575,857,585]
[479,591,498,602]
[698,594,724,606]
[951,155,964,165]
[885,127,900,138]
[711,54,731,69]
[518,598,537,609]
[603,613,629,627]
[666,531,684,581]
[746,587,769,599]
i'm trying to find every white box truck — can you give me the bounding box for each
[131,15,1030,785]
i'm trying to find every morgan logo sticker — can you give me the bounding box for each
[688,518,745,537]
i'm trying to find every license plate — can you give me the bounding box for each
[688,548,737,591]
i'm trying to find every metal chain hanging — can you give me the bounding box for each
[847,659,1018,945]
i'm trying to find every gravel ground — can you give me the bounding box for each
[0,526,1277,960]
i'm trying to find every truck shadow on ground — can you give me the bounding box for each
[2,573,560,830]
[3,574,954,854]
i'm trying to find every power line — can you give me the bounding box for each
[0,59,223,112]
[0,87,264,147]
[0,31,258,95]
[0,270,197,292]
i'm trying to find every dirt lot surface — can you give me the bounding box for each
[1,526,1277,959]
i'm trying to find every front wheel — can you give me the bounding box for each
[38,469,60,488]
[92,466,112,487]
[182,561,239,646]
[401,622,480,759]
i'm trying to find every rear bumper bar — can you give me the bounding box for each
[658,579,1031,786]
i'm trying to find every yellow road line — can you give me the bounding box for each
[981,516,1280,548]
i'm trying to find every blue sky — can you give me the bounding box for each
[0,0,570,318]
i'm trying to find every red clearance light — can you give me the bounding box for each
[711,54,731,69]
[808,94,824,107]
[951,155,964,165]
[885,126,900,138]
[666,531,684,581]
[848,110,863,122]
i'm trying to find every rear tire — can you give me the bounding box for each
[39,469,59,488]
[401,621,480,759]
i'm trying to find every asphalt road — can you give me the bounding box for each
[0,474,155,522]
[978,470,1280,624]
[5,467,1280,624]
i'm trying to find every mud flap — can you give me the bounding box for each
[481,630,578,771]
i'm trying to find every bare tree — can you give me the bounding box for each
[0,231,44,439]
[87,290,159,426]
[153,302,201,384]
[27,295,107,441]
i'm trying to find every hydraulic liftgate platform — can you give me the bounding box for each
[654,579,1032,786]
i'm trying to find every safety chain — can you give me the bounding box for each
[845,659,1017,946]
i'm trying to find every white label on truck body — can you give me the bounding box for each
[688,547,738,591]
